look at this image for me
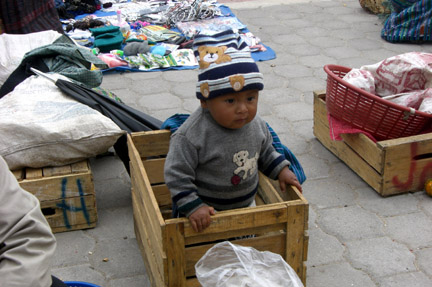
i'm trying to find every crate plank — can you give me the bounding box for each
[43,165,72,177]
[19,173,94,202]
[165,224,186,287]
[143,158,165,184]
[128,134,166,228]
[313,92,383,171]
[41,194,97,232]
[258,172,284,203]
[313,93,383,193]
[183,204,288,238]
[382,141,432,195]
[12,169,23,181]
[152,184,172,207]
[186,278,201,287]
[71,160,90,173]
[286,204,308,283]
[25,167,43,179]
[131,169,165,256]
[183,222,286,246]
[131,130,171,158]
[340,133,383,173]
[132,191,166,287]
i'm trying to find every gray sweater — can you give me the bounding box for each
[164,107,290,217]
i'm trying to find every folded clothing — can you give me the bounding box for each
[90,26,123,53]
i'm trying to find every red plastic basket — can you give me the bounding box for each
[323,64,432,140]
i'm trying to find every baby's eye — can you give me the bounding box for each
[225,98,235,104]
[247,96,256,102]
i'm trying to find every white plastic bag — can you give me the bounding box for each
[195,241,304,287]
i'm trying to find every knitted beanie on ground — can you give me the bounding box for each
[193,29,264,100]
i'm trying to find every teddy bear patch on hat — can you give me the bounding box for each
[197,46,232,69]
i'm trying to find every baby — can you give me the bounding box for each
[164,30,302,232]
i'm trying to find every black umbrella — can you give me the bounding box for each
[31,68,163,172]
[55,78,162,133]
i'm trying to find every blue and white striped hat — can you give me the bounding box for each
[193,30,264,100]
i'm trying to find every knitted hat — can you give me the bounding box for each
[193,30,264,100]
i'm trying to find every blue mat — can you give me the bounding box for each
[75,4,276,73]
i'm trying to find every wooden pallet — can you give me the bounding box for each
[12,160,97,233]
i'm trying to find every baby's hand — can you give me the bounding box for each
[278,166,302,193]
[189,205,216,232]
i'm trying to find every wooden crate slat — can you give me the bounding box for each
[381,136,432,195]
[258,172,284,203]
[340,132,383,173]
[286,204,308,285]
[186,278,201,287]
[132,191,166,286]
[71,160,89,173]
[165,223,187,287]
[43,165,72,177]
[131,169,165,255]
[25,167,43,179]
[128,134,166,226]
[12,169,23,181]
[184,222,286,246]
[41,194,97,232]
[131,130,171,158]
[152,184,172,207]
[19,173,94,202]
[143,158,165,184]
[183,204,288,238]
[313,94,383,193]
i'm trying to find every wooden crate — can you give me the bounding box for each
[12,160,97,233]
[127,130,309,287]
[313,90,432,196]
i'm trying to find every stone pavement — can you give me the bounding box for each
[51,0,432,286]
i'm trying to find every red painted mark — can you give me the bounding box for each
[392,142,432,190]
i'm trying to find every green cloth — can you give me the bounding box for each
[22,35,108,87]
[90,26,123,53]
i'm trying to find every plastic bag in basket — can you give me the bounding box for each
[195,241,304,287]
[343,52,432,97]
[388,88,432,114]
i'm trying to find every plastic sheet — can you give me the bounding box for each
[195,241,304,287]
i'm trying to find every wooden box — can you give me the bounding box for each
[313,91,432,197]
[127,130,309,287]
[12,160,97,233]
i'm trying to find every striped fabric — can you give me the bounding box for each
[381,0,432,42]
[193,29,264,100]
[161,114,307,184]
[0,0,63,34]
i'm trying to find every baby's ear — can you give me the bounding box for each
[200,99,208,108]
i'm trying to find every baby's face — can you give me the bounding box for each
[201,90,259,129]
